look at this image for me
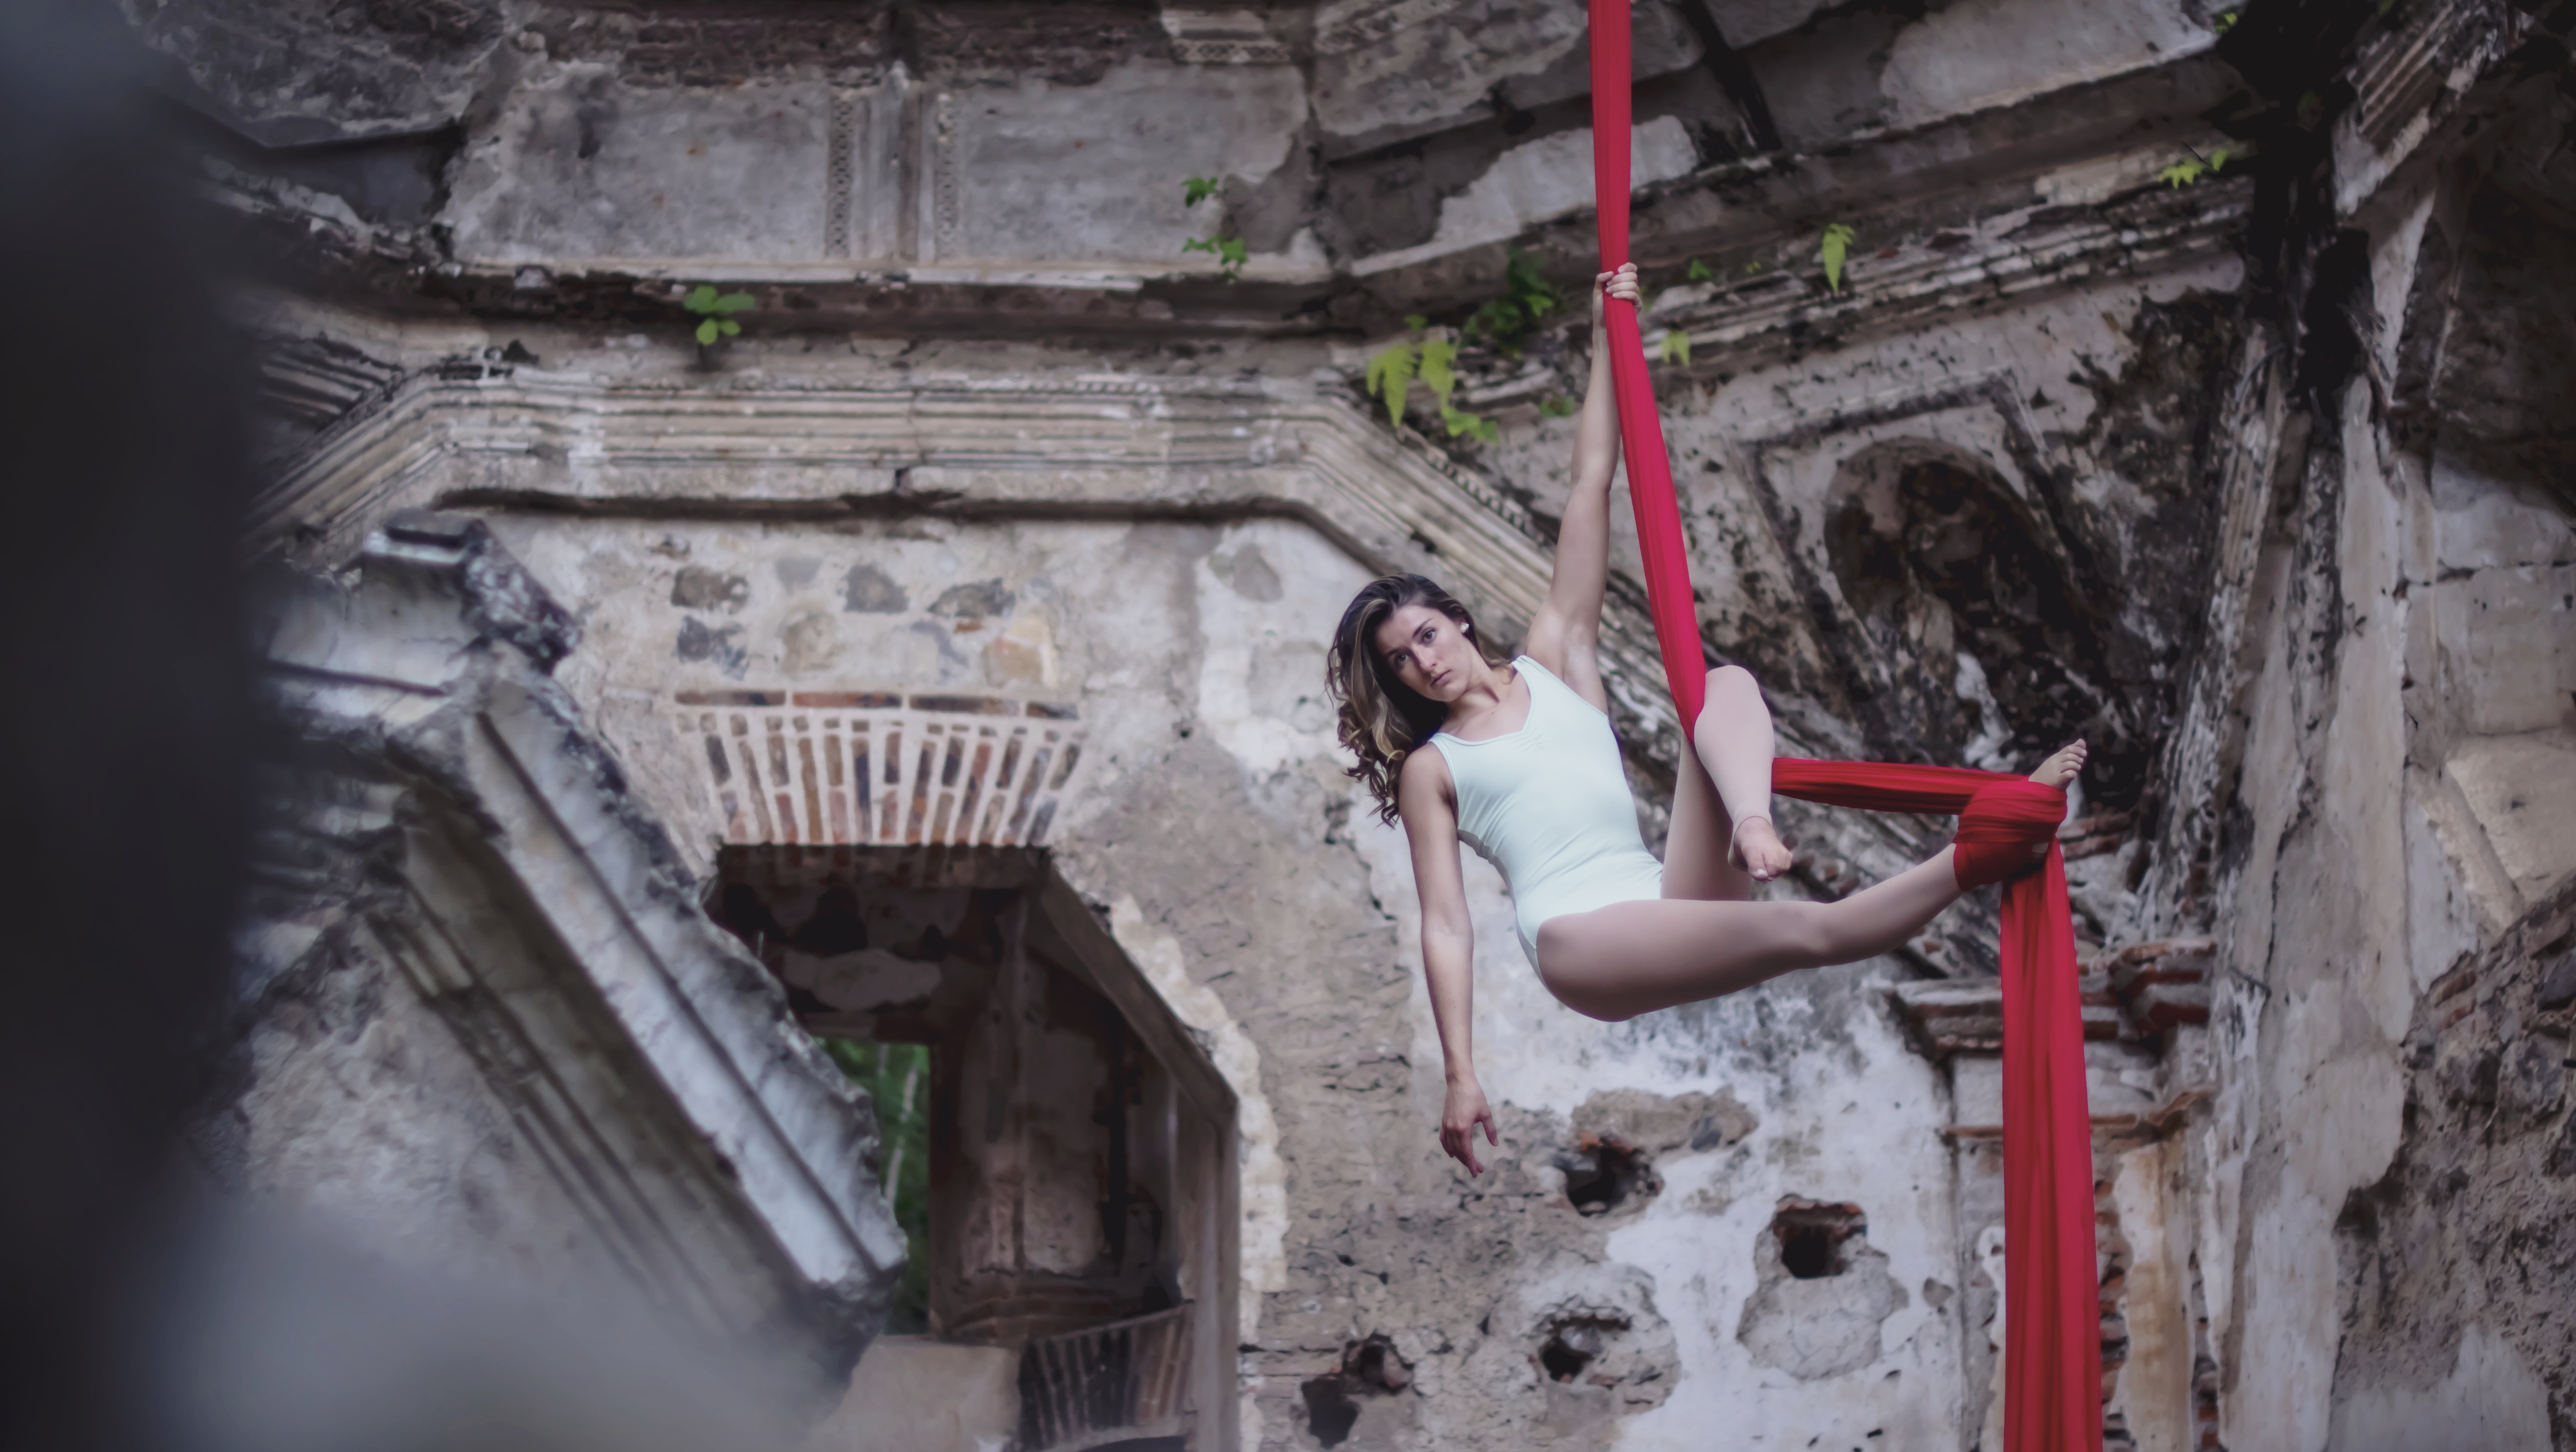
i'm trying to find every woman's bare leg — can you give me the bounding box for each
[1662,721,1757,901]
[1543,740,2092,1021]
[1539,850,1964,1020]
[1694,665,1792,880]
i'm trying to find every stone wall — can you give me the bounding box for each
[169,0,2576,1447]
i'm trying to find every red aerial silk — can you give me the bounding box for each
[1586,7,2103,1450]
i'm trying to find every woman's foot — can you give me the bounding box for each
[2029,739,2088,791]
[1728,815,1794,882]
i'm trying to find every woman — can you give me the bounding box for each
[1326,264,2086,1175]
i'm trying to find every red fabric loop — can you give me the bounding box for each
[1588,8,2103,1448]
[1953,780,2069,890]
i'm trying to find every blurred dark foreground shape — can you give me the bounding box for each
[0,9,852,1452]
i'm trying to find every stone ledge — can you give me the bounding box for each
[1886,935,2217,1059]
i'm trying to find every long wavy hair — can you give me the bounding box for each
[1327,574,1509,824]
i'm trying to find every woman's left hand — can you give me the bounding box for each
[1440,1075,1499,1176]
[1593,262,1642,324]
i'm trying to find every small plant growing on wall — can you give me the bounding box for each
[1465,248,1564,356]
[1367,316,1500,444]
[1182,176,1249,281]
[684,284,754,354]
[2159,144,2246,188]
[1819,223,1857,296]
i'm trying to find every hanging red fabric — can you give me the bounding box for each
[1585,7,2102,1449]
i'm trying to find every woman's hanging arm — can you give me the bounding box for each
[1523,265,1634,709]
[1397,748,1497,1175]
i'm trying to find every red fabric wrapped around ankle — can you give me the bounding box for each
[1951,779,2068,889]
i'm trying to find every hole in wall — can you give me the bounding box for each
[1558,1132,1659,1215]
[1770,1200,1866,1280]
[1299,1378,1360,1448]
[1537,1316,1624,1383]
[1300,1334,1409,1447]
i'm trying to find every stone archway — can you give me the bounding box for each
[711,845,1239,1452]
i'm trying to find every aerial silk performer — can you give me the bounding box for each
[1317,7,2102,1451]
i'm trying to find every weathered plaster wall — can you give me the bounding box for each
[466,490,1975,1447]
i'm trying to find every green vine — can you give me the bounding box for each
[1367,317,1498,444]
[823,1038,930,1332]
[1685,257,1713,283]
[683,284,753,346]
[1181,176,1248,281]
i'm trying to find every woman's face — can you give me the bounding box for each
[1372,602,1482,704]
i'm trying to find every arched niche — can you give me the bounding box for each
[1816,437,2129,800]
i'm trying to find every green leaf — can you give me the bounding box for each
[1403,314,1429,333]
[1366,342,1418,429]
[1537,395,1577,418]
[713,292,755,312]
[1465,247,1563,355]
[1183,176,1221,207]
[696,318,720,346]
[1182,236,1216,255]
[2214,7,2236,30]
[1819,223,1857,295]
[684,283,719,313]
[1686,257,1713,283]
[1418,336,1460,413]
[1217,237,1249,268]
[1441,404,1499,444]
[719,318,741,336]
[1745,260,1765,274]
[1656,330,1692,367]
[2159,159,2207,189]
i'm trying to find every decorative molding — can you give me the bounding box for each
[1313,0,1473,54]
[1172,36,1293,64]
[677,692,1088,849]
[824,90,858,259]
[1160,8,1293,65]
[1641,186,2251,378]
[2351,0,2515,148]
[930,91,962,261]
[240,361,1704,811]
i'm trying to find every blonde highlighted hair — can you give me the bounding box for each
[1326,574,1508,824]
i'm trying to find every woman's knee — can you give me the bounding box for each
[1534,922,1637,1022]
[1706,663,1758,696]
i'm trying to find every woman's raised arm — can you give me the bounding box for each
[1522,264,1638,710]
[1397,746,1498,1175]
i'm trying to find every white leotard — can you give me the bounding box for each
[1430,656,1664,964]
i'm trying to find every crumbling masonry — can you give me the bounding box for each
[173,0,2576,1446]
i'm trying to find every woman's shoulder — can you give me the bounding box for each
[1397,740,1455,800]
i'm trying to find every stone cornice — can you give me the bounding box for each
[249,362,1693,753]
[212,47,2250,340]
